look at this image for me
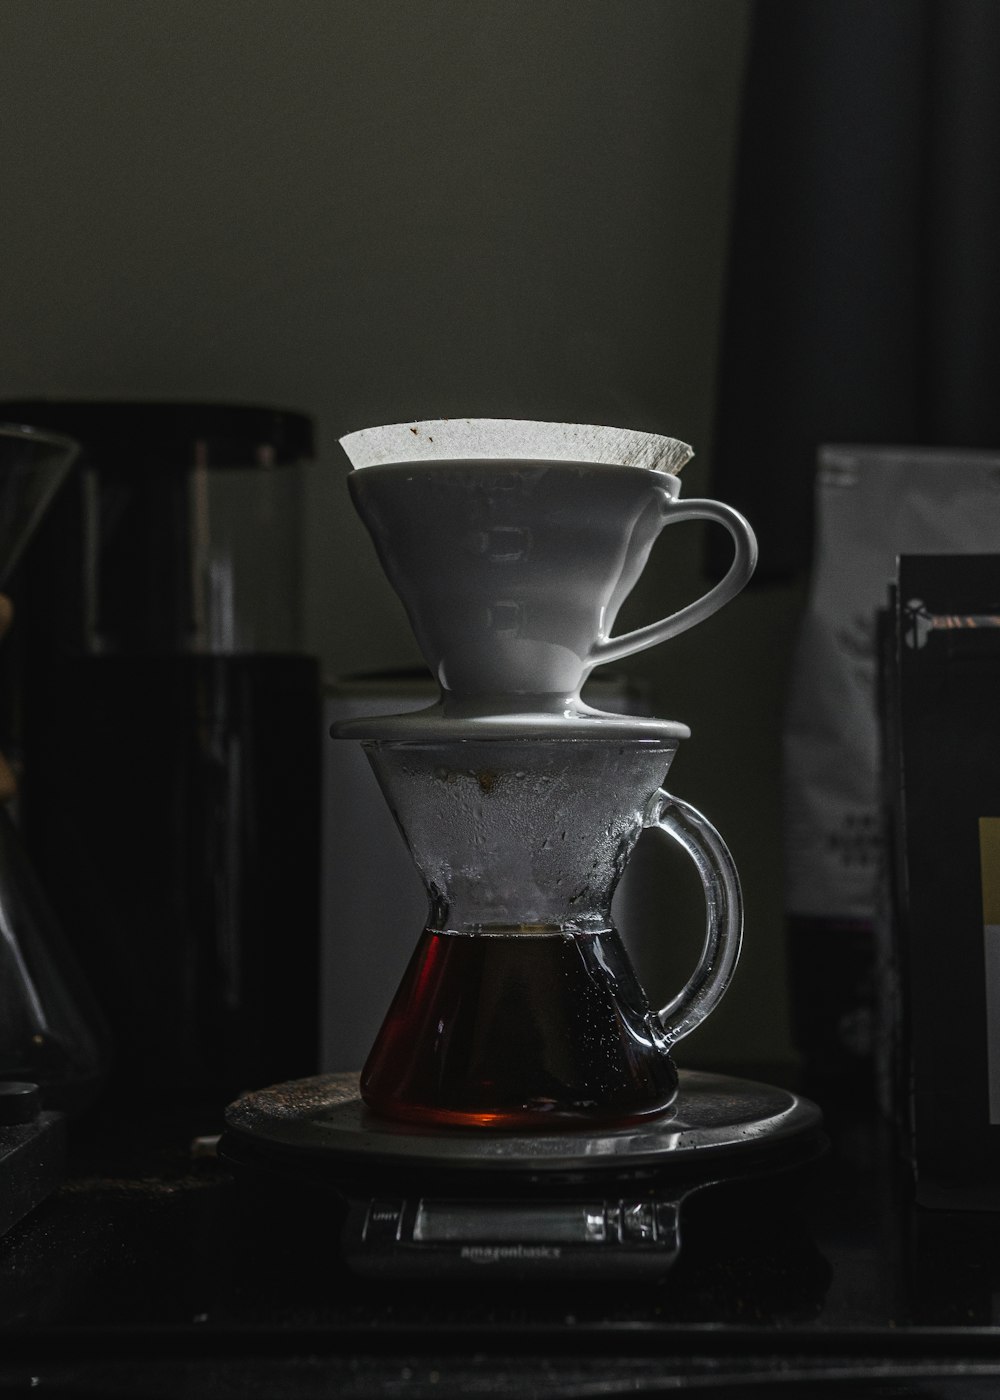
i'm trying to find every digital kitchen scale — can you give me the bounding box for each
[219,1070,825,1281]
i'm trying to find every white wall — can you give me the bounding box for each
[0,0,799,1075]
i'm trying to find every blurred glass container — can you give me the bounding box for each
[0,424,80,583]
[0,423,111,1116]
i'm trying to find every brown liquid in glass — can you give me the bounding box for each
[360,926,678,1129]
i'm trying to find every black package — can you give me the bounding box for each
[881,554,1000,1208]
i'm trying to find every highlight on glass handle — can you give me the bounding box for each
[644,789,744,1047]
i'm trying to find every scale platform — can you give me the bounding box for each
[219,1070,825,1281]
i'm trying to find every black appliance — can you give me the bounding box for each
[0,400,321,1119]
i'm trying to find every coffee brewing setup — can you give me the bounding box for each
[220,420,823,1279]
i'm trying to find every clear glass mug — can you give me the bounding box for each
[358,735,742,1129]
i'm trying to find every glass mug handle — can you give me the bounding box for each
[642,789,743,1047]
[590,495,758,668]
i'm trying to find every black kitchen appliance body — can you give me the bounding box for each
[0,400,321,1118]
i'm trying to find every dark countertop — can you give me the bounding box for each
[4,1088,1000,1398]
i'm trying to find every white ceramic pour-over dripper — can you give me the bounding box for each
[340,419,757,721]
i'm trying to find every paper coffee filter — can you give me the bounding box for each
[339,419,693,473]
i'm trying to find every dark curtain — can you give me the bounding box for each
[709,0,1000,581]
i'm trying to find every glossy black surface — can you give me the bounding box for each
[5,1089,1000,1396]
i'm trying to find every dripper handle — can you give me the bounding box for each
[589,495,757,668]
[646,791,743,1046]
